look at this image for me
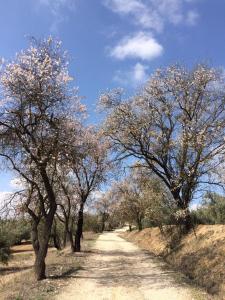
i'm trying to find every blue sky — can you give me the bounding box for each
[0,0,225,199]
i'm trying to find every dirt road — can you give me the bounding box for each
[55,230,208,300]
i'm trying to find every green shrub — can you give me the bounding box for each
[0,227,11,264]
[191,192,225,225]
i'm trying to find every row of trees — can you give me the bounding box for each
[0,38,111,280]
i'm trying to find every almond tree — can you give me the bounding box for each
[55,168,79,250]
[94,191,115,232]
[67,129,111,252]
[100,65,225,231]
[0,38,85,280]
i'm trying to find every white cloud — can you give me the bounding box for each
[110,32,163,61]
[114,62,149,87]
[104,0,199,32]
[104,0,163,31]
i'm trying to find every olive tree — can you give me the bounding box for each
[100,65,225,231]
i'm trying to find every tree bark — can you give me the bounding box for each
[31,220,51,281]
[63,229,67,248]
[137,217,142,231]
[74,202,84,252]
[34,245,48,280]
[175,195,193,233]
[68,230,75,252]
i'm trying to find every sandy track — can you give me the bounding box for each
[55,230,206,300]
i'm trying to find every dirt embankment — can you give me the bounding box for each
[121,225,225,299]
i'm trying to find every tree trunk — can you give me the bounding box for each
[52,220,61,250]
[137,217,142,231]
[74,202,84,252]
[63,228,67,248]
[68,230,75,252]
[31,221,51,281]
[53,233,61,250]
[183,212,193,233]
[175,195,192,233]
[129,224,132,232]
[101,214,105,232]
[34,246,48,280]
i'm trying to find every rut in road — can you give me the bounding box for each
[55,230,207,300]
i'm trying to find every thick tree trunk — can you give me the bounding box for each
[129,224,132,232]
[34,245,48,280]
[31,221,50,281]
[174,194,192,233]
[31,211,56,280]
[74,202,84,252]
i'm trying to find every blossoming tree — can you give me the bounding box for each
[100,65,225,231]
[0,38,85,280]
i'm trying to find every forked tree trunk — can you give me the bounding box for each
[74,202,84,252]
[31,221,47,281]
[30,206,56,280]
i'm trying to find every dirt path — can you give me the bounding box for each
[55,230,208,300]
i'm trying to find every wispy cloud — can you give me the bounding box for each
[104,0,200,86]
[36,0,76,32]
[104,0,199,32]
[110,32,163,61]
[186,10,199,26]
[114,62,149,87]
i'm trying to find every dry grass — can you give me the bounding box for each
[0,232,99,300]
[121,225,225,300]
